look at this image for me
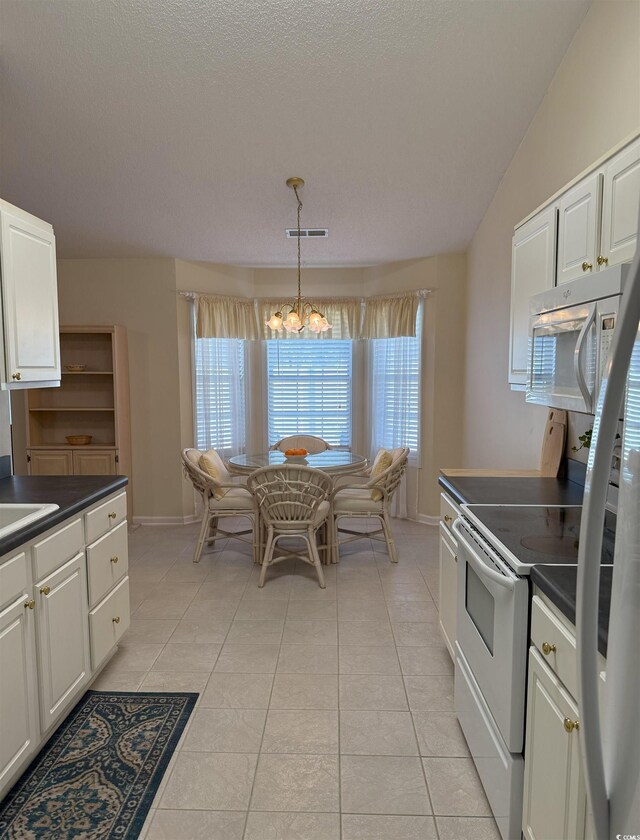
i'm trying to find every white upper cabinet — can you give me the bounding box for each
[557,172,603,285]
[509,206,557,385]
[601,138,640,268]
[0,201,60,389]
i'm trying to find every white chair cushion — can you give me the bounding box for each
[209,486,254,511]
[333,488,383,513]
[313,499,331,527]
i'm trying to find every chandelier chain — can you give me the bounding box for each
[264,177,331,334]
[293,184,302,304]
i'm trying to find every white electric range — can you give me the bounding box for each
[452,504,615,840]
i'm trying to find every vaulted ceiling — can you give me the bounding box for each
[0,0,590,265]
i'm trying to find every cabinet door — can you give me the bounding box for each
[601,138,640,268]
[35,552,90,732]
[557,172,603,285]
[509,207,558,385]
[0,594,39,794]
[438,523,457,659]
[72,449,117,476]
[523,647,587,840]
[0,209,60,386]
[28,450,73,476]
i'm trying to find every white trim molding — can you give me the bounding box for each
[132,515,199,527]
[417,513,440,526]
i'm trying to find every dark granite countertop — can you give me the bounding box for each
[0,475,128,556]
[438,475,585,507]
[531,565,612,658]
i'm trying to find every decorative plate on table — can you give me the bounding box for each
[284,456,308,464]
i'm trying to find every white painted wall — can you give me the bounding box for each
[463,0,640,468]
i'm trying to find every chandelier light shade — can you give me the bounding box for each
[266,177,332,334]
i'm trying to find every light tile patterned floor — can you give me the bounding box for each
[93,519,501,840]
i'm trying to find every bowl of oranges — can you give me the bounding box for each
[284,447,308,462]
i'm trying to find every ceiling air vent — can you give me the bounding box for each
[286,228,329,238]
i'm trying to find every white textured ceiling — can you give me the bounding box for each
[0,0,590,266]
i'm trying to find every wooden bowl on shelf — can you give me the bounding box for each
[65,435,92,446]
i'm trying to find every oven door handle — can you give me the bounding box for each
[574,305,596,414]
[452,519,515,592]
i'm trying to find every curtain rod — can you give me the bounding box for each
[179,289,431,302]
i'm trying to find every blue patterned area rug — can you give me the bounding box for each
[0,690,197,840]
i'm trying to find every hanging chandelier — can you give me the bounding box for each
[265,177,332,334]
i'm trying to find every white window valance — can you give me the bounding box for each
[181,288,430,340]
[190,294,260,340]
[361,289,430,339]
[257,298,362,340]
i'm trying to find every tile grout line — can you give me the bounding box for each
[240,559,288,840]
[381,548,441,836]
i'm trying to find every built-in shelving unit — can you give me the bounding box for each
[25,326,132,519]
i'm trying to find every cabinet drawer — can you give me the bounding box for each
[0,552,29,611]
[531,595,578,698]
[85,492,127,544]
[89,576,130,670]
[86,521,128,608]
[440,492,461,537]
[32,518,83,582]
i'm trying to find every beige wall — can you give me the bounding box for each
[463,0,640,468]
[0,393,12,464]
[254,267,365,300]
[54,258,183,519]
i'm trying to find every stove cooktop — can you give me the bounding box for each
[462,505,616,574]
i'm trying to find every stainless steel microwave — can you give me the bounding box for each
[527,265,630,413]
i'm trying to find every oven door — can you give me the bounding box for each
[527,301,597,413]
[453,518,529,753]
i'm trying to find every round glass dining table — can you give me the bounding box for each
[228,450,368,475]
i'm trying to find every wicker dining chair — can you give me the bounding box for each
[182,448,258,564]
[270,435,332,454]
[331,447,409,563]
[247,465,333,588]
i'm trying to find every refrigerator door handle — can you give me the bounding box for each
[574,304,596,413]
[577,234,640,840]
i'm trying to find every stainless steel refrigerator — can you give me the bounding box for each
[577,219,640,839]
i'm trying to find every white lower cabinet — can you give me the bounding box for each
[0,594,38,791]
[523,592,599,840]
[0,487,129,799]
[438,523,457,658]
[35,552,90,731]
[523,647,587,840]
[439,492,460,658]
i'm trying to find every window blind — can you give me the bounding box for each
[194,337,247,455]
[267,339,352,448]
[370,302,422,457]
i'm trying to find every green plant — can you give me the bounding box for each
[572,427,620,452]
[572,428,592,452]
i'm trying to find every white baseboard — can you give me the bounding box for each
[132,515,199,526]
[417,513,440,526]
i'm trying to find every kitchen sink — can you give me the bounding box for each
[0,504,59,539]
